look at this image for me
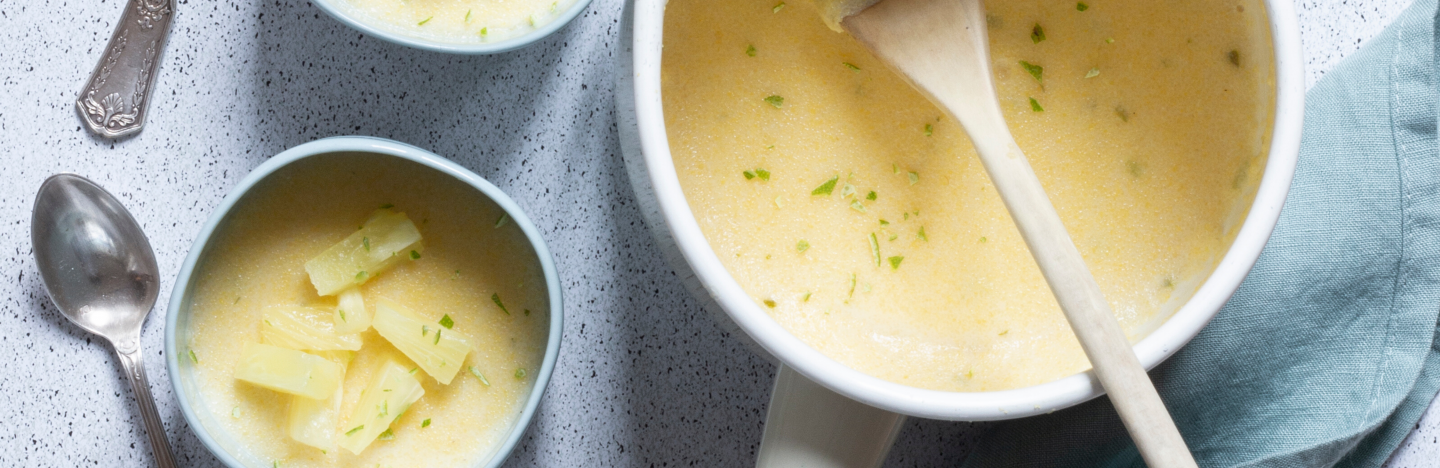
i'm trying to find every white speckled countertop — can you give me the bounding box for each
[0,0,1432,466]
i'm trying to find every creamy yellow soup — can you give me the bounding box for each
[663,0,1273,391]
[184,154,549,467]
[337,0,577,43]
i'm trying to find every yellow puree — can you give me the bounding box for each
[663,0,1273,391]
[184,154,549,467]
[338,0,577,43]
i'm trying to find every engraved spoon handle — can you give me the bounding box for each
[115,344,179,468]
[76,0,174,138]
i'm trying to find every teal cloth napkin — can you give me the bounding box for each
[961,1,1440,466]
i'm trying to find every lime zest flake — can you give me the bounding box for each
[378,429,395,441]
[773,2,785,13]
[515,368,527,379]
[232,406,240,418]
[802,292,812,302]
[888,256,905,270]
[439,314,454,329]
[465,9,472,23]
[919,226,928,241]
[1019,61,1043,81]
[850,200,866,213]
[869,233,881,267]
[908,171,919,186]
[764,95,784,108]
[470,366,492,386]
[812,176,839,196]
[924,123,933,136]
[756,168,771,180]
[492,293,511,315]
[1085,68,1100,78]
[1029,97,1044,112]
[840,183,856,198]
[979,236,988,243]
[763,299,777,308]
[796,240,810,253]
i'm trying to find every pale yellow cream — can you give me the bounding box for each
[184,154,549,467]
[663,0,1273,391]
[336,0,578,43]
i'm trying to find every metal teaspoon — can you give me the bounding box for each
[31,174,178,467]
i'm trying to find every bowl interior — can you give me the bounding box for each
[165,137,563,466]
[625,0,1304,420]
[309,0,593,54]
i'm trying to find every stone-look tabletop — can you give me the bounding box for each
[0,0,1432,466]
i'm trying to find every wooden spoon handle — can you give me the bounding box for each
[844,0,1198,465]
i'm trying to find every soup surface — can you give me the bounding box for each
[336,0,577,43]
[663,0,1272,391]
[184,154,549,467]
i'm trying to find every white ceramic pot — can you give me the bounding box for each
[616,1,1304,465]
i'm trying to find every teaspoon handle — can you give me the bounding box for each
[116,346,179,468]
[75,0,174,138]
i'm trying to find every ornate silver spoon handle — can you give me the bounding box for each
[76,0,174,138]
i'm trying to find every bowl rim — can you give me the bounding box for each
[309,0,594,54]
[163,136,565,466]
[625,0,1304,420]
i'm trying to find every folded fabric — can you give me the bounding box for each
[961,1,1440,466]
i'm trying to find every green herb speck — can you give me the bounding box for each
[232,406,240,418]
[908,171,919,186]
[1228,49,1241,67]
[418,16,433,25]
[465,10,472,23]
[979,236,988,243]
[1127,160,1145,178]
[515,368,528,379]
[1029,97,1044,112]
[1115,105,1130,122]
[189,350,199,364]
[888,256,904,270]
[380,203,394,209]
[850,200,867,212]
[363,237,371,252]
[470,366,492,386]
[773,2,785,13]
[1031,23,1046,43]
[495,213,509,228]
[378,429,395,441]
[812,176,839,196]
[764,299,777,308]
[1019,61,1043,81]
[879,219,889,226]
[746,45,757,57]
[744,170,756,180]
[356,271,368,280]
[1077,2,1089,11]
[802,292,812,302]
[764,95,784,108]
[409,367,419,375]
[919,226,928,241]
[434,329,442,345]
[869,233,881,267]
[1085,68,1100,79]
[848,273,857,298]
[924,123,934,136]
[844,62,861,71]
[439,314,454,329]
[345,425,364,436]
[797,240,810,253]
[756,168,771,181]
[866,191,877,201]
[410,250,421,260]
[492,293,511,315]
[422,418,432,428]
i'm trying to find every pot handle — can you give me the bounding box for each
[756,364,907,468]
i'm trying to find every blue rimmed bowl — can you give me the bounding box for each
[310,0,592,54]
[164,136,563,467]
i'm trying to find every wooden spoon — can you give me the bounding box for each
[838,0,1197,465]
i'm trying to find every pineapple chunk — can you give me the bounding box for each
[260,306,362,351]
[334,287,371,334]
[337,360,424,455]
[372,298,472,384]
[287,351,351,451]
[304,210,423,296]
[234,343,343,399]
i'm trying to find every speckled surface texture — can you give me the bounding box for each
[0,0,1432,466]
